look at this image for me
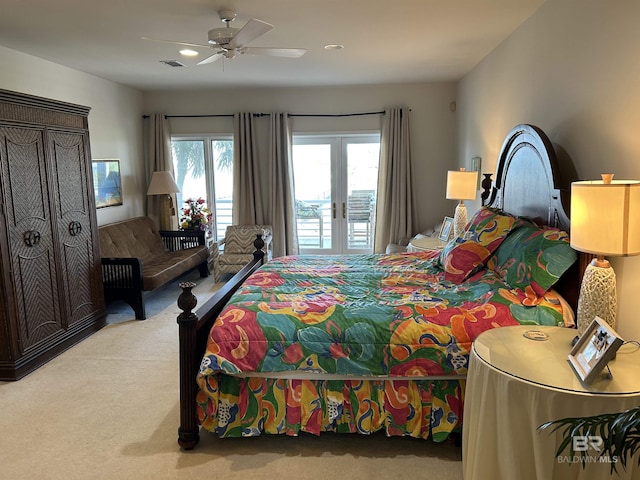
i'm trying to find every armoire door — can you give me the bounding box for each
[0,125,63,352]
[48,130,103,326]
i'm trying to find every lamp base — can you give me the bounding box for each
[453,202,468,238]
[576,261,617,336]
[158,194,174,231]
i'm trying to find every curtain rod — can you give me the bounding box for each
[142,110,389,119]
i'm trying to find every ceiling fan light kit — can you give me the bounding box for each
[179,49,198,57]
[143,8,306,66]
[207,27,239,45]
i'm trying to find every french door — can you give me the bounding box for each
[293,134,380,254]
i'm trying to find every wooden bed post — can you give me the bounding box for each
[253,233,265,263]
[175,233,265,450]
[176,281,200,450]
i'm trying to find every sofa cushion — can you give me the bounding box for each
[99,216,165,261]
[142,247,208,291]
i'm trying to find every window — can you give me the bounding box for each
[171,137,233,240]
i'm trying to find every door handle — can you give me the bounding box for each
[332,202,336,219]
[342,202,346,219]
[68,221,82,236]
[23,230,41,247]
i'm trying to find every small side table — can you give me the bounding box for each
[463,326,640,480]
[407,236,446,252]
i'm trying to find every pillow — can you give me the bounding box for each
[439,207,524,283]
[486,224,577,297]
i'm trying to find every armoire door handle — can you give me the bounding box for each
[69,221,82,236]
[23,230,41,247]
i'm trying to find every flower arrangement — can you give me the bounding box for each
[180,197,210,231]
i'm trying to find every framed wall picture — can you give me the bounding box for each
[568,316,624,384]
[92,159,123,208]
[439,216,454,242]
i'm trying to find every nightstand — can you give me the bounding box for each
[462,326,640,480]
[407,236,446,252]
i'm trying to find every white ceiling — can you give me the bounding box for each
[0,0,546,91]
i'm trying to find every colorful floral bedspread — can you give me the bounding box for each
[196,251,566,439]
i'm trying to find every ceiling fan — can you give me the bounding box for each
[141,9,306,65]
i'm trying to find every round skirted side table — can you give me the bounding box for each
[462,325,640,480]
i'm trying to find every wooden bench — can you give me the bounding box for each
[98,217,210,319]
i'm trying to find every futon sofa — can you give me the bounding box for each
[98,216,210,320]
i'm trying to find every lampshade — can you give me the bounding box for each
[147,171,180,195]
[570,178,640,256]
[571,174,640,336]
[446,169,478,201]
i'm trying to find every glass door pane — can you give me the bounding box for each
[292,142,334,253]
[171,137,234,241]
[171,139,206,218]
[345,140,380,253]
[211,139,233,240]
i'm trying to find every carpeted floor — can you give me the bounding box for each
[0,270,463,480]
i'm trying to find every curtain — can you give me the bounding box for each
[373,107,417,253]
[233,112,265,225]
[268,113,299,256]
[144,113,175,228]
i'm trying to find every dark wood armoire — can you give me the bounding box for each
[0,89,105,381]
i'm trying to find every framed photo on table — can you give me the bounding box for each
[568,316,624,384]
[439,216,454,242]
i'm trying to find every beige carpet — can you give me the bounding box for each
[0,271,462,480]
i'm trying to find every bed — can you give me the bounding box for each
[175,124,585,449]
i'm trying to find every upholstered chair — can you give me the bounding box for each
[217,225,273,279]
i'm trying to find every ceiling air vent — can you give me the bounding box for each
[159,60,186,67]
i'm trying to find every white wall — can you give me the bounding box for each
[0,45,145,225]
[457,0,640,340]
[143,82,458,233]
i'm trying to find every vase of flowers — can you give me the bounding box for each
[180,197,210,231]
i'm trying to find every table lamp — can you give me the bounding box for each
[147,170,180,230]
[571,174,640,335]
[446,168,478,237]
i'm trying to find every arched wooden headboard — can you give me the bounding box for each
[486,124,576,231]
[486,124,582,312]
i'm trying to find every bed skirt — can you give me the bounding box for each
[196,375,465,442]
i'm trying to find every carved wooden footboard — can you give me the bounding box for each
[176,234,265,450]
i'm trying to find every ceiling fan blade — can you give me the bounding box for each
[197,52,223,65]
[140,36,209,49]
[229,18,273,48]
[241,47,306,58]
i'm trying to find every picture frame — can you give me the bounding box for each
[568,316,624,384]
[471,156,482,189]
[439,216,454,242]
[92,159,123,208]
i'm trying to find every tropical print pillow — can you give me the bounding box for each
[439,207,523,283]
[487,223,577,297]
